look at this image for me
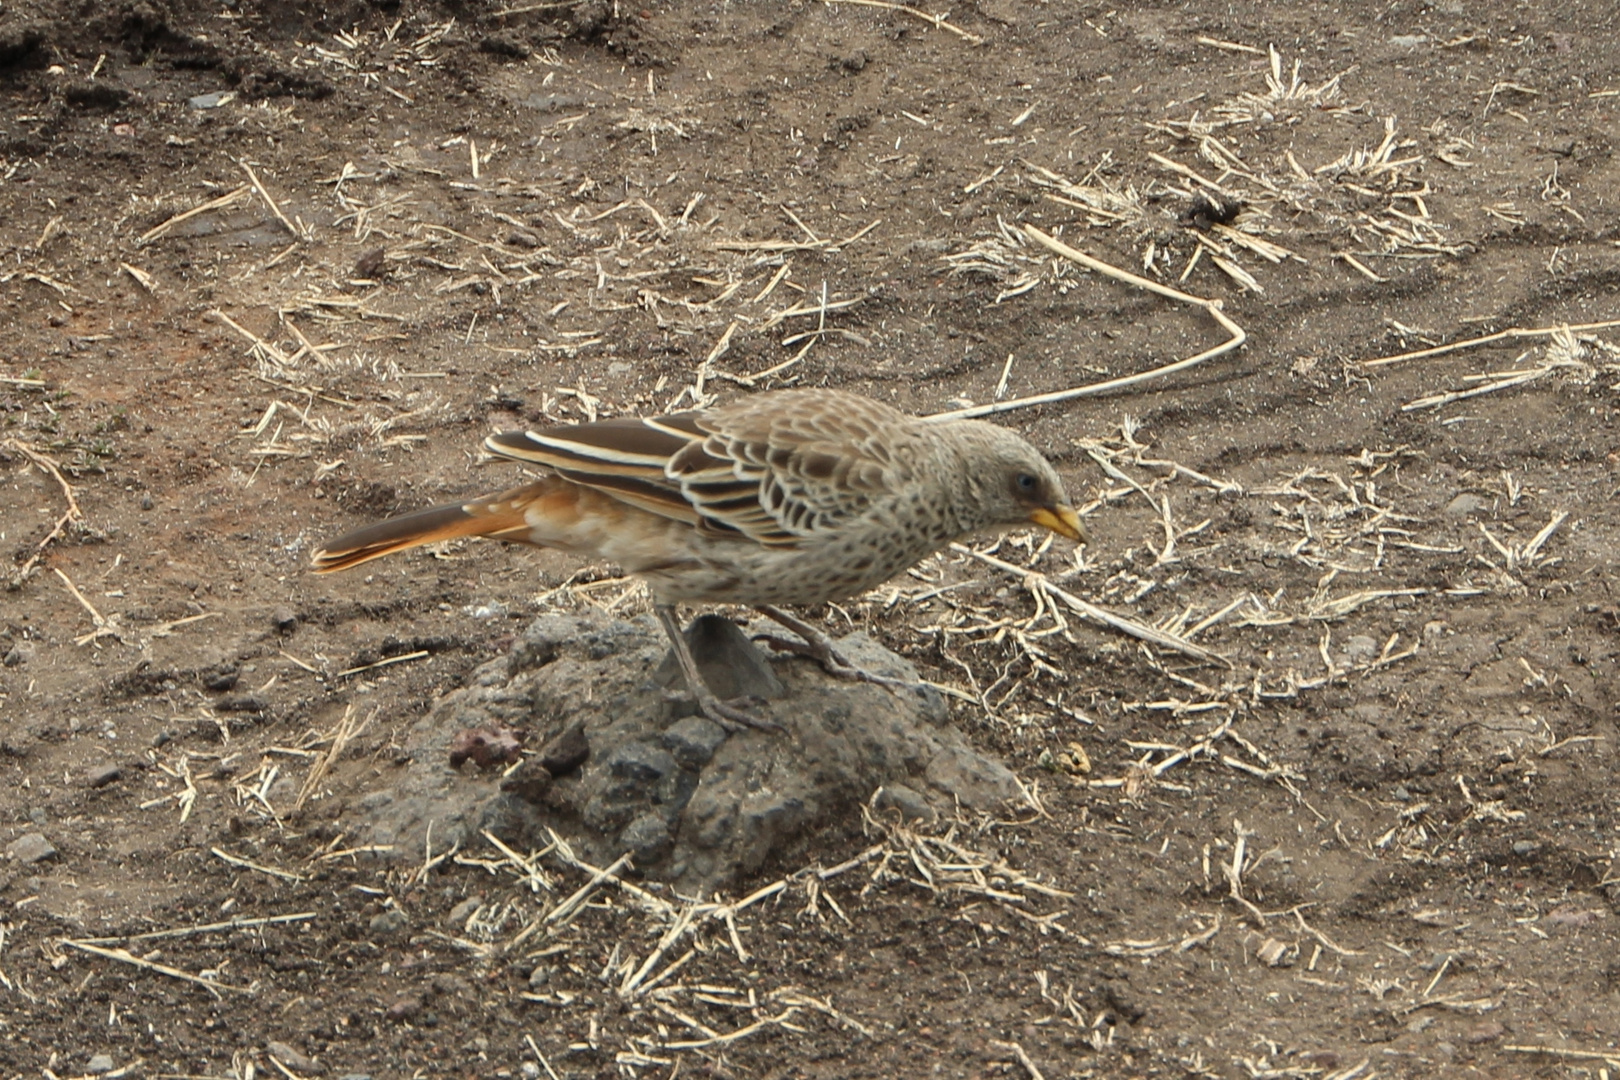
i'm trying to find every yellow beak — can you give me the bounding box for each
[1029,504,1086,542]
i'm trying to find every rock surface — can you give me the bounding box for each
[348,611,1019,890]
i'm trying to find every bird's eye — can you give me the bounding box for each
[1015,472,1038,493]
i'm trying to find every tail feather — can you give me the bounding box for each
[310,483,541,572]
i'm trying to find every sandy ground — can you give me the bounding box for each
[2,1,1619,1077]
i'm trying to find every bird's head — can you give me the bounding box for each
[948,421,1087,544]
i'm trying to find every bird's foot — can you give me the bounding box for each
[754,606,914,690]
[664,688,782,734]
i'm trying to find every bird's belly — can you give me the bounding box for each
[640,529,943,606]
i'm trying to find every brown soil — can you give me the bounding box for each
[3,1,1619,1077]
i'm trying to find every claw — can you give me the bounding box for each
[755,606,917,691]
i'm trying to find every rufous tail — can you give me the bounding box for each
[310,482,546,572]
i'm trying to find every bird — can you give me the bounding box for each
[310,388,1085,731]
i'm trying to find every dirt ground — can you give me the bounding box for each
[3,0,1620,1077]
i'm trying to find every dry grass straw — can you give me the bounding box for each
[457,806,1063,1064]
[1374,324,1620,411]
[4,438,85,584]
[1358,317,1620,368]
[57,939,251,998]
[293,705,368,812]
[821,0,984,45]
[952,542,1224,667]
[136,185,251,246]
[928,224,1246,421]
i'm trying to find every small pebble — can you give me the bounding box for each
[86,763,123,788]
[369,908,408,936]
[527,965,552,989]
[8,832,56,864]
[520,1064,541,1080]
[266,1042,320,1074]
[139,494,154,511]
[86,1055,114,1075]
[202,665,240,692]
[1512,839,1539,857]
[1342,634,1379,662]
[3,642,34,667]
[1444,493,1488,518]
[447,897,481,926]
[384,995,421,1022]
[270,608,299,632]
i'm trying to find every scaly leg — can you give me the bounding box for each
[655,605,784,734]
[754,605,913,689]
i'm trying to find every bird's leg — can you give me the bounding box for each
[655,605,784,734]
[753,605,914,689]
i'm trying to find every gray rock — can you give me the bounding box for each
[873,783,936,823]
[1444,493,1488,518]
[86,1056,114,1075]
[663,716,728,770]
[344,612,1022,890]
[86,764,123,788]
[27,807,47,827]
[923,742,1020,810]
[3,642,34,667]
[447,897,481,926]
[267,1042,320,1074]
[8,832,57,864]
[369,908,408,936]
[1342,635,1379,662]
[620,812,674,864]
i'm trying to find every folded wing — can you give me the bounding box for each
[484,389,906,548]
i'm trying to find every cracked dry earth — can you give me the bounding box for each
[2,1,1620,1078]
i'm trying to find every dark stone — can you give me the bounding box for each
[3,643,33,667]
[500,760,553,804]
[86,763,123,788]
[873,783,935,823]
[64,83,131,110]
[538,723,589,776]
[662,717,727,770]
[270,608,299,632]
[605,741,676,785]
[479,35,530,59]
[201,664,239,692]
[345,613,1020,891]
[354,248,385,280]
[620,812,673,864]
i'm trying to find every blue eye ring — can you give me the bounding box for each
[1015,472,1038,493]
